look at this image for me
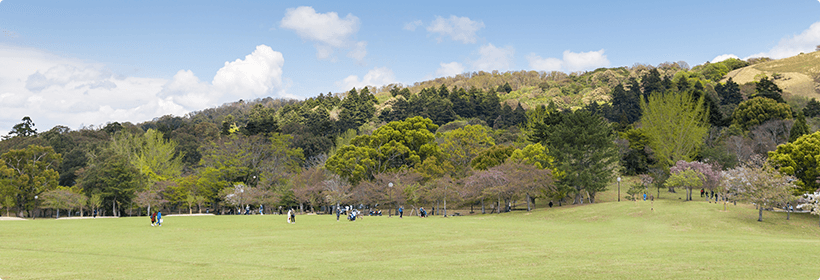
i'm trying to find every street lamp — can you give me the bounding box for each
[388,182,393,217]
[34,195,38,219]
[617,177,621,202]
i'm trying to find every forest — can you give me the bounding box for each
[2,55,819,219]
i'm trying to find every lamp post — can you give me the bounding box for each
[617,177,621,202]
[388,182,393,217]
[34,195,38,219]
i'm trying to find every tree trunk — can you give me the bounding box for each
[56,208,59,219]
[481,199,485,214]
[573,190,581,205]
[758,206,763,222]
[526,194,531,212]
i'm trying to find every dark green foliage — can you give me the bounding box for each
[803,98,820,118]
[243,104,280,136]
[641,69,663,97]
[6,116,37,138]
[789,112,809,142]
[619,129,655,175]
[715,78,743,105]
[752,77,785,103]
[493,103,527,129]
[449,87,476,119]
[337,88,377,132]
[77,152,141,214]
[496,82,512,93]
[524,102,562,145]
[545,110,619,203]
[605,83,641,124]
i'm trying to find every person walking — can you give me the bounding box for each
[290,209,296,224]
[150,211,156,226]
[336,206,341,221]
[93,209,97,219]
[700,188,704,197]
[157,210,162,227]
[549,201,553,208]
[399,206,403,219]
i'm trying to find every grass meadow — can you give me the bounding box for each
[2,187,820,279]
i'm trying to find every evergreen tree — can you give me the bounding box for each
[789,112,809,142]
[753,77,785,103]
[715,78,743,105]
[641,69,663,98]
[804,98,820,118]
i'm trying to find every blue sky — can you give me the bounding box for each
[0,0,819,134]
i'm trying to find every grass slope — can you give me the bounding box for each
[2,189,820,279]
[725,51,820,99]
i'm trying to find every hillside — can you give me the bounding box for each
[724,51,820,99]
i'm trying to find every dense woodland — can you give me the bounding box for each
[2,56,819,219]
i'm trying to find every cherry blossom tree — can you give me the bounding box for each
[799,192,820,227]
[721,157,797,222]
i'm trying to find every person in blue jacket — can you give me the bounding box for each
[157,210,162,227]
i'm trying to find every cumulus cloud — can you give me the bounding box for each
[748,21,820,59]
[527,49,610,72]
[471,44,515,71]
[436,62,465,78]
[336,67,397,91]
[0,45,286,135]
[213,45,284,97]
[427,15,484,44]
[711,54,740,63]
[280,6,367,61]
[403,20,423,31]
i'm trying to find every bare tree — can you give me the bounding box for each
[291,167,327,213]
[750,119,793,155]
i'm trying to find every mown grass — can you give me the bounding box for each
[2,187,820,279]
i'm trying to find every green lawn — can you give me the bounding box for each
[2,189,820,279]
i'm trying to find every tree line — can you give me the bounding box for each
[2,56,820,222]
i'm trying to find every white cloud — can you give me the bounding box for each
[526,54,563,72]
[562,49,609,72]
[426,15,484,44]
[711,54,740,63]
[527,49,610,72]
[436,62,465,78]
[0,45,287,135]
[347,41,368,62]
[748,21,820,59]
[213,45,285,97]
[336,67,397,91]
[280,6,367,61]
[403,20,423,31]
[471,44,515,71]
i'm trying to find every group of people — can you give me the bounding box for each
[150,210,162,227]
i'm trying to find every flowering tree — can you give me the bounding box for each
[721,157,797,222]
[464,168,507,214]
[799,192,820,227]
[669,160,721,200]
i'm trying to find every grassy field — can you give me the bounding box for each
[2,187,820,279]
